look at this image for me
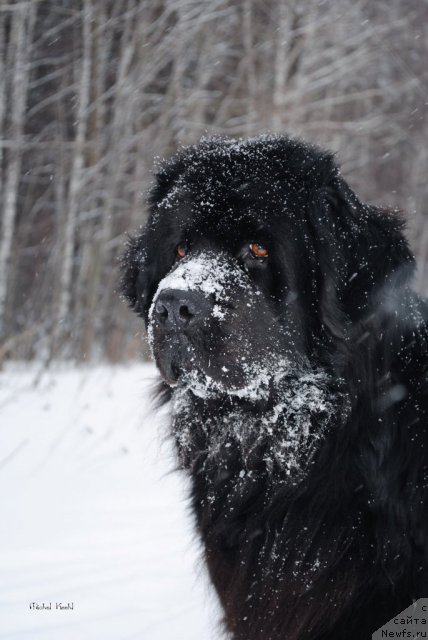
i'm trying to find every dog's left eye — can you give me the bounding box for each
[176,243,188,259]
[249,243,269,259]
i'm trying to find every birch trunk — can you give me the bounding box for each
[80,3,136,359]
[55,0,92,350]
[0,3,35,334]
[0,13,6,202]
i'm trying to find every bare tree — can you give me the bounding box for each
[54,0,92,351]
[0,2,35,333]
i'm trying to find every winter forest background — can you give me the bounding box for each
[1,3,428,639]
[1,0,428,365]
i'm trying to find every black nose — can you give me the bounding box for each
[154,289,212,330]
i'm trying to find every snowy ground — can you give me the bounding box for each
[0,363,223,640]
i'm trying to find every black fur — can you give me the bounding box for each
[121,136,428,639]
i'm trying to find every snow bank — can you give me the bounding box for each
[0,363,220,640]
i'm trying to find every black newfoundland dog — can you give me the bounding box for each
[121,135,428,639]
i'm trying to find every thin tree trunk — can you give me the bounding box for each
[0,13,6,201]
[243,0,257,135]
[55,0,92,346]
[81,4,137,359]
[0,3,35,334]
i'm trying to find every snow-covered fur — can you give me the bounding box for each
[121,135,428,640]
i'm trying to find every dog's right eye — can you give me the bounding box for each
[175,243,188,259]
[249,242,269,259]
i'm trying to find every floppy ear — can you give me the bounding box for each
[120,229,169,324]
[120,231,150,320]
[308,172,415,342]
[121,155,188,323]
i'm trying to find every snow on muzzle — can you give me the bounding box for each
[147,251,281,390]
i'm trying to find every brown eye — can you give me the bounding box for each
[249,242,269,259]
[176,243,187,259]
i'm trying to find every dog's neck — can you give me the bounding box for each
[170,362,350,488]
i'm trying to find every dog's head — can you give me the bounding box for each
[122,136,414,392]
